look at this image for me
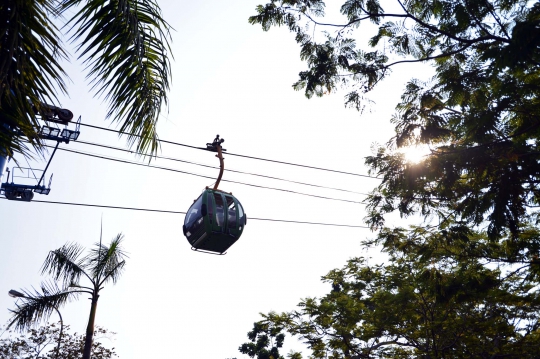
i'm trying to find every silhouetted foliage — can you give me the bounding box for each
[0,0,172,158]
[240,225,540,358]
[239,321,285,359]
[249,0,540,239]
[8,231,127,359]
[0,323,117,359]
[247,2,540,357]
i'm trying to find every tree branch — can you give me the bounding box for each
[394,0,510,44]
[483,0,511,39]
[338,43,473,78]
[98,260,126,287]
[284,7,372,28]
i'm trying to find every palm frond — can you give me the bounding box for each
[61,0,173,156]
[0,0,69,158]
[85,233,128,285]
[41,242,90,287]
[8,281,79,332]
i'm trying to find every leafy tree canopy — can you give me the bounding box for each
[239,321,285,359]
[249,0,540,239]
[239,225,540,358]
[246,3,540,357]
[0,0,172,158]
[0,323,117,359]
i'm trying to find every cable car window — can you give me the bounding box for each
[238,202,244,219]
[226,196,237,228]
[185,196,203,230]
[207,194,213,222]
[214,193,224,226]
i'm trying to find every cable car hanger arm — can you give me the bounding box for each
[206,135,225,191]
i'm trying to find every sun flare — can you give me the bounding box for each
[399,144,431,164]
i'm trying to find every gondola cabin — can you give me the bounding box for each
[183,188,246,254]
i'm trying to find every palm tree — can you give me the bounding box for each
[8,232,127,359]
[0,0,172,159]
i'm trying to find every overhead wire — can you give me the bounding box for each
[47,145,366,204]
[4,125,375,229]
[74,139,367,195]
[78,122,380,179]
[0,197,370,229]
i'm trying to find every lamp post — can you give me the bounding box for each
[8,289,64,359]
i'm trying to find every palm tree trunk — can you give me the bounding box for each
[82,294,99,359]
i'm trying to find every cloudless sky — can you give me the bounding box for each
[0,1,431,358]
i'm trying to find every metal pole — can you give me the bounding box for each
[0,150,7,182]
[37,141,60,187]
[0,123,9,182]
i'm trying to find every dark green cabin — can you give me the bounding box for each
[183,189,246,254]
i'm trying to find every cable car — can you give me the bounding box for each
[183,136,247,254]
[183,188,246,254]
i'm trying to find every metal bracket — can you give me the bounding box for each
[34,102,74,125]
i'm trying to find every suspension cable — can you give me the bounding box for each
[74,139,367,195]
[0,198,371,229]
[79,122,380,179]
[50,145,366,204]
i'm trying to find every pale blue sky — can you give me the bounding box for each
[0,1,431,357]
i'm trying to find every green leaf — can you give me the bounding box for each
[61,0,173,155]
